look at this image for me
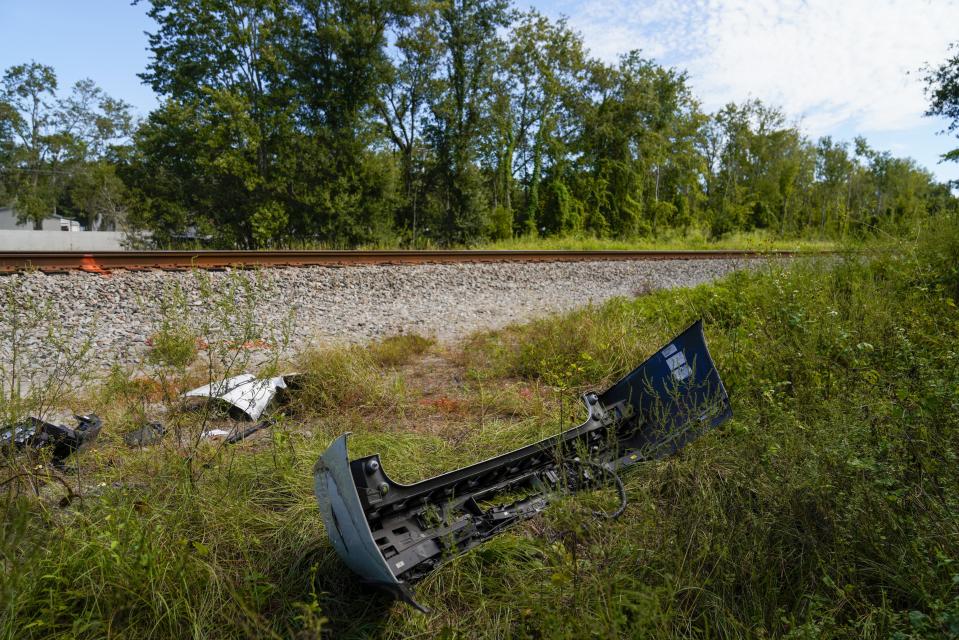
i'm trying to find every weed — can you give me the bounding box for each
[369,333,435,367]
[294,345,408,417]
[0,274,95,509]
[477,226,840,253]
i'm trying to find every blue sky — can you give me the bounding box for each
[1,0,957,184]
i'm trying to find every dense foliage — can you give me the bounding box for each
[0,6,957,245]
[0,62,133,229]
[925,42,959,164]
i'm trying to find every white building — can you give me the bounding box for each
[0,207,83,232]
[0,206,134,250]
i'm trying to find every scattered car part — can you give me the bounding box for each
[123,421,166,447]
[0,417,43,450]
[314,320,732,611]
[225,419,274,444]
[199,420,275,443]
[183,374,288,421]
[1,414,103,464]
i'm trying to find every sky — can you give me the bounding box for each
[1,0,957,184]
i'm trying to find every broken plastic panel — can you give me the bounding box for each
[183,374,289,421]
[313,320,732,611]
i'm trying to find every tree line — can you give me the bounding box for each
[1,0,957,246]
[0,63,133,230]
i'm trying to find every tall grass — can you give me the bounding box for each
[2,216,958,638]
[189,226,841,252]
[475,227,840,252]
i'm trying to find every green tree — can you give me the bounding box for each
[705,100,811,236]
[426,0,510,244]
[56,79,134,229]
[62,161,130,231]
[924,42,959,164]
[132,0,298,246]
[0,62,133,229]
[573,53,703,237]
[498,11,589,236]
[290,0,408,244]
[131,0,407,247]
[0,62,59,227]
[377,1,441,246]
[813,137,853,234]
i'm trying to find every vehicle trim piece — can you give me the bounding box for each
[183,374,288,421]
[314,320,732,610]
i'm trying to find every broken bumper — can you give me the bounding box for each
[313,320,732,610]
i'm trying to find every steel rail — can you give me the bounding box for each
[0,249,804,273]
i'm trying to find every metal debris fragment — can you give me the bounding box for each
[198,419,275,444]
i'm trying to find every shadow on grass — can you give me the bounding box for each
[321,584,397,639]
[292,544,399,639]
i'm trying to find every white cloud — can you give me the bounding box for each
[555,0,959,136]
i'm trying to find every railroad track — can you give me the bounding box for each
[0,249,801,273]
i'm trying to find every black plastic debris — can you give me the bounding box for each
[123,422,166,447]
[0,417,44,449]
[225,419,273,444]
[314,320,733,611]
[1,414,103,464]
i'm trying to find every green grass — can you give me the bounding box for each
[475,227,840,252]
[2,218,958,638]
[246,227,842,252]
[368,333,436,367]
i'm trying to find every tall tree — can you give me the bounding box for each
[426,0,510,244]
[572,53,703,237]
[133,0,297,246]
[705,100,810,235]
[288,0,409,244]
[0,62,59,227]
[0,62,133,228]
[924,42,959,165]
[377,1,439,245]
[497,11,589,235]
[132,0,408,246]
[813,136,853,234]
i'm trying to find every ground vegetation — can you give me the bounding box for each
[2,214,958,637]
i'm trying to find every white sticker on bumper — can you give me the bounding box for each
[666,351,687,371]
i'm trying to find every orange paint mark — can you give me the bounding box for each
[79,254,109,275]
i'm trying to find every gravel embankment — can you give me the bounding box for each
[4,259,758,370]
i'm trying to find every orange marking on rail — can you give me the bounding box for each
[78,254,110,276]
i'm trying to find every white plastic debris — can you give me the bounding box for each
[184,374,288,421]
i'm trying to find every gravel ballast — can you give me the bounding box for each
[4,259,757,370]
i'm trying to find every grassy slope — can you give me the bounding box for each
[2,223,958,639]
